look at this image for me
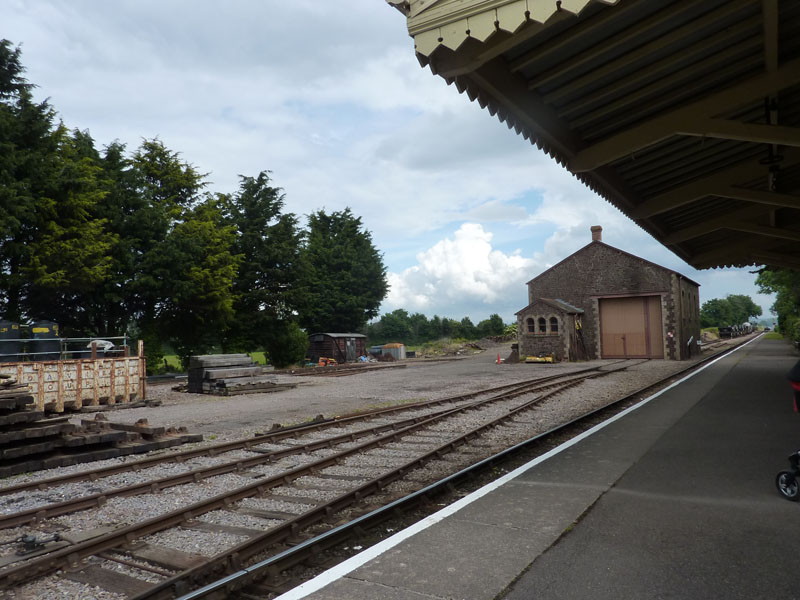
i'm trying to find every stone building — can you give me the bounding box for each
[516,227,701,361]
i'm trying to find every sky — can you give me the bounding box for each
[1,0,777,325]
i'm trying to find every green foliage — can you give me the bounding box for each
[700,294,761,328]
[222,172,304,352]
[155,198,240,366]
[0,40,59,320]
[477,313,505,337]
[299,208,387,333]
[23,128,116,326]
[0,42,394,371]
[699,298,733,328]
[265,321,309,368]
[757,268,800,345]
[726,294,762,323]
[367,310,511,345]
[459,316,477,339]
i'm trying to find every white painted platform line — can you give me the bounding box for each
[275,338,759,600]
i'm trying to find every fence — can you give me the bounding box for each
[0,340,147,413]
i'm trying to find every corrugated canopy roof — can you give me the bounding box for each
[389,0,800,270]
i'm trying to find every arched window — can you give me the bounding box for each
[526,318,535,333]
[538,317,546,333]
[549,317,558,334]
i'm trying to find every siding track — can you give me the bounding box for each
[0,350,740,599]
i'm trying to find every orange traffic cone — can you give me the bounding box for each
[496,353,501,365]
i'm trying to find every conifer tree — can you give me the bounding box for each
[299,208,387,333]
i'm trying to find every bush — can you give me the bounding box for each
[265,322,309,368]
[781,315,800,346]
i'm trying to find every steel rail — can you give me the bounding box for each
[0,374,596,588]
[172,337,759,600]
[131,380,586,600]
[0,365,607,496]
[0,367,600,496]
[0,370,606,530]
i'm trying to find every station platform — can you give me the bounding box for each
[278,336,800,600]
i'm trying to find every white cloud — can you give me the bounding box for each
[385,224,534,316]
[1,0,775,324]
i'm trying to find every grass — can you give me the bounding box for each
[763,332,784,340]
[162,351,268,372]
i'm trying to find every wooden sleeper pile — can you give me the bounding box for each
[0,374,203,478]
[187,354,296,395]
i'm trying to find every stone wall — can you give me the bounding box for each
[518,332,564,361]
[517,304,570,361]
[521,241,699,360]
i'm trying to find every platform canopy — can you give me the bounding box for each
[388,0,800,270]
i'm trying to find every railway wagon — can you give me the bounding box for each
[307,333,366,364]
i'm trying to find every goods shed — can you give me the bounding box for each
[517,227,700,360]
[307,333,367,364]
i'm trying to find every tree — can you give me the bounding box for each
[757,268,800,343]
[408,312,429,345]
[127,139,208,364]
[223,172,304,353]
[22,128,115,330]
[725,294,762,325]
[265,321,308,368]
[298,208,387,332]
[459,316,477,339]
[700,298,735,328]
[81,140,143,336]
[0,40,59,320]
[425,315,443,340]
[700,294,762,328]
[152,198,240,364]
[477,313,505,337]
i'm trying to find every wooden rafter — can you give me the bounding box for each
[678,119,800,147]
[663,206,766,245]
[763,0,778,73]
[569,57,800,173]
[631,149,800,219]
[554,19,760,113]
[520,2,712,87]
[752,251,800,270]
[727,222,800,243]
[508,0,643,74]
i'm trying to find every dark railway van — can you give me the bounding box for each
[307,333,366,364]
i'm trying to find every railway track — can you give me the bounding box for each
[0,363,615,499]
[0,354,729,598]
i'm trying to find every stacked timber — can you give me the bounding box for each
[0,374,202,477]
[187,354,296,395]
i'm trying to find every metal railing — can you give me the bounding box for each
[0,335,130,362]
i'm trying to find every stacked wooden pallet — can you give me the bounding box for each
[0,374,202,478]
[187,354,296,395]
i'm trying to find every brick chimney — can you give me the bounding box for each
[591,225,603,242]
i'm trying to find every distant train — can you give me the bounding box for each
[717,322,757,339]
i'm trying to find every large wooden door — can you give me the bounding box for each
[599,296,663,358]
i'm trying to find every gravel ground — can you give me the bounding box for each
[1,338,746,493]
[120,338,747,437]
[0,336,755,599]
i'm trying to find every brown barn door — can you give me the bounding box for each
[600,297,663,359]
[645,296,664,358]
